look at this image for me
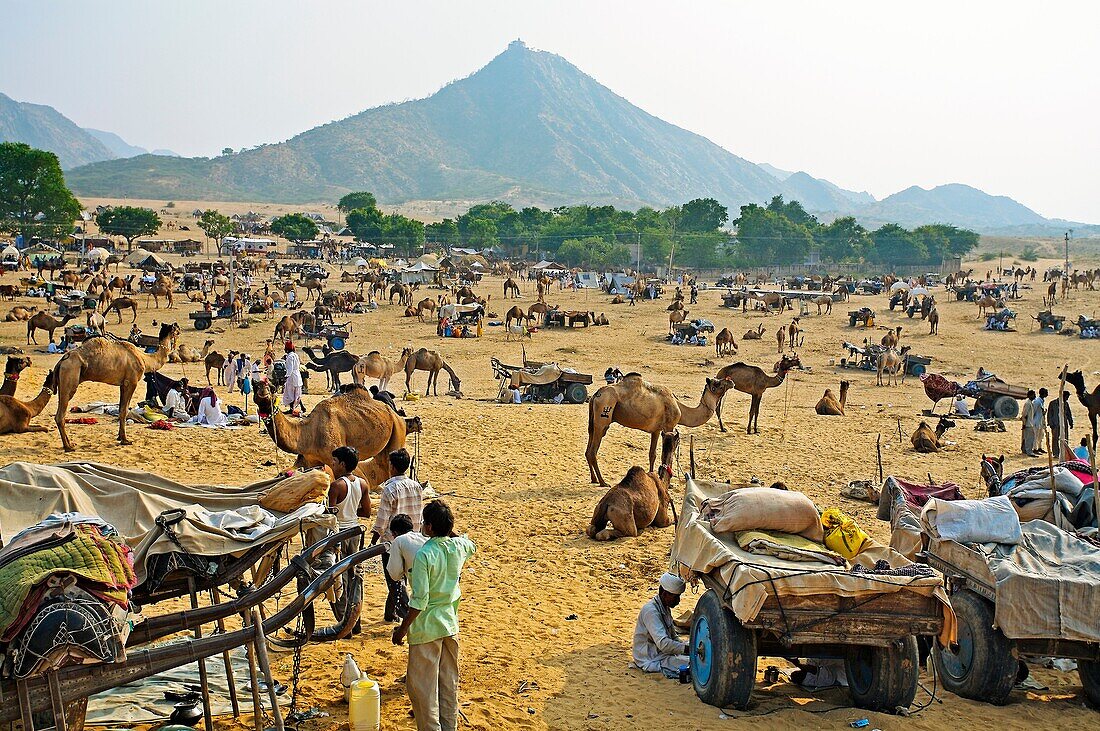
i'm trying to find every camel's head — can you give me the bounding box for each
[158,322,181,346]
[899,345,912,356]
[777,354,801,373]
[936,416,957,435]
[5,355,32,376]
[1065,370,1086,393]
[705,376,735,399]
[401,346,415,360]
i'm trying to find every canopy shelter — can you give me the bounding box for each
[400,261,438,284]
[890,281,911,292]
[129,251,171,269]
[607,273,635,294]
[1,244,19,260]
[352,257,368,268]
[83,247,111,261]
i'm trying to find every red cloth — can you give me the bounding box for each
[920,373,958,403]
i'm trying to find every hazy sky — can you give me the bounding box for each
[3,1,1098,222]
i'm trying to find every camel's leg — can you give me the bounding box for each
[405,369,414,394]
[749,395,761,434]
[586,412,612,486]
[716,394,727,433]
[55,381,76,452]
[117,379,138,445]
[648,431,659,472]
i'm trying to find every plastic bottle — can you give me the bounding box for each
[348,677,380,731]
[340,653,362,702]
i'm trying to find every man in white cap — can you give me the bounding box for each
[632,572,689,675]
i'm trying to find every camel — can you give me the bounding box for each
[666,299,685,312]
[27,312,75,344]
[252,380,407,491]
[504,305,528,328]
[742,324,765,340]
[815,380,850,416]
[881,325,902,348]
[585,374,733,486]
[104,297,139,323]
[788,318,804,349]
[714,328,736,357]
[503,277,521,299]
[876,345,911,386]
[169,339,214,364]
[404,348,461,396]
[403,305,418,318]
[4,305,38,322]
[1066,370,1100,447]
[415,297,437,321]
[51,322,180,451]
[928,305,939,334]
[85,310,107,334]
[303,277,324,301]
[353,347,413,391]
[0,370,55,435]
[812,295,833,315]
[669,309,688,335]
[976,295,1004,318]
[610,294,625,305]
[389,283,413,307]
[302,345,360,391]
[146,278,175,308]
[911,416,956,453]
[775,326,785,354]
[273,311,315,341]
[205,347,226,386]
[714,354,801,434]
[586,430,679,540]
[593,313,609,326]
[2,355,32,397]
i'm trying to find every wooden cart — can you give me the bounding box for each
[1034,310,1066,331]
[848,308,876,327]
[964,379,1028,419]
[491,356,593,404]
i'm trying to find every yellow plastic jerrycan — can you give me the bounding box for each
[348,677,380,731]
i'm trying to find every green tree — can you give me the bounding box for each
[97,205,161,251]
[814,216,869,262]
[379,213,425,257]
[0,142,81,241]
[425,218,459,246]
[733,205,814,265]
[869,224,924,265]
[913,224,979,262]
[766,195,818,228]
[196,209,234,255]
[679,198,728,232]
[337,191,378,213]
[557,237,630,269]
[270,213,319,244]
[346,207,384,242]
[466,218,498,248]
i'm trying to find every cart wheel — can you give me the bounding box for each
[1079,660,1100,708]
[909,363,926,378]
[329,336,346,350]
[194,318,211,331]
[1054,320,1063,331]
[690,589,756,709]
[565,382,588,404]
[933,589,1017,704]
[992,396,1019,419]
[849,316,857,326]
[846,637,919,712]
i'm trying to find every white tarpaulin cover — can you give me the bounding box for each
[0,461,334,583]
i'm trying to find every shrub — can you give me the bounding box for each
[1019,246,1040,262]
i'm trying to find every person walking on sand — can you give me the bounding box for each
[393,500,475,731]
[371,448,423,622]
[282,341,305,414]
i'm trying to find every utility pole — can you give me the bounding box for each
[1065,230,1071,276]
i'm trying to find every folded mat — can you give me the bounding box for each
[735,530,845,565]
[921,495,1022,544]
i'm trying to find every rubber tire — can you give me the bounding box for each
[194,318,211,331]
[1079,660,1100,708]
[1054,320,1063,331]
[909,363,926,377]
[690,589,757,709]
[329,336,345,350]
[565,382,588,404]
[845,637,919,713]
[933,589,1017,705]
[993,396,1020,419]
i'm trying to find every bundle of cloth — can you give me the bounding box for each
[878,476,966,559]
[996,461,1096,529]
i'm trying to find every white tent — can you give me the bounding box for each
[84,248,111,261]
[129,251,170,269]
[352,257,368,268]
[125,248,153,265]
[910,286,930,297]
[400,261,438,284]
[1,244,19,259]
[890,281,910,292]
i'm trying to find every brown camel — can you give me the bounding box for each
[27,312,75,344]
[404,348,461,396]
[0,370,55,435]
[876,345,911,386]
[205,347,226,386]
[353,347,413,391]
[714,353,801,434]
[610,294,625,305]
[146,278,175,308]
[928,305,939,334]
[775,326,785,354]
[104,297,139,323]
[714,328,736,356]
[169,339,214,364]
[585,374,733,486]
[528,301,551,325]
[911,416,956,453]
[403,305,418,318]
[1066,370,1100,446]
[504,305,528,328]
[881,325,902,348]
[2,355,32,397]
[503,277,521,299]
[788,318,803,349]
[742,324,765,340]
[273,311,315,341]
[51,321,180,451]
[976,295,1004,318]
[415,297,437,321]
[4,305,38,322]
[252,380,407,491]
[586,430,679,540]
[815,380,850,416]
[666,299,685,312]
[669,309,689,334]
[303,277,325,301]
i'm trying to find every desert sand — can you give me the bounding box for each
[2,249,1099,730]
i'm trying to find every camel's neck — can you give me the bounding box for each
[678,392,719,428]
[140,337,174,372]
[26,385,53,417]
[839,385,848,407]
[267,409,301,455]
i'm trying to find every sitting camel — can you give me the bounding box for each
[4,305,38,322]
[404,348,461,396]
[2,355,32,397]
[714,354,800,434]
[586,431,679,540]
[353,347,413,391]
[585,374,733,486]
[714,328,736,356]
[742,324,765,340]
[0,371,55,435]
[911,416,956,453]
[876,345,911,386]
[815,380,850,415]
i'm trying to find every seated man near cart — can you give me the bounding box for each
[632,572,690,677]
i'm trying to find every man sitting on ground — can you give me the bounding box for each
[632,572,689,676]
[163,377,191,419]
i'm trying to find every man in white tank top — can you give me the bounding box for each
[329,446,367,531]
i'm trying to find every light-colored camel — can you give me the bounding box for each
[51,322,180,451]
[27,312,75,344]
[251,380,407,491]
[669,309,688,334]
[169,339,214,364]
[714,354,801,434]
[815,380,850,416]
[813,295,833,314]
[911,417,956,453]
[585,374,733,486]
[4,306,38,322]
[881,325,902,348]
[205,347,226,386]
[976,295,1005,318]
[404,348,461,396]
[742,324,765,340]
[876,345,911,386]
[0,371,55,435]
[714,328,736,356]
[775,326,786,354]
[85,310,106,334]
[104,297,138,323]
[503,277,521,299]
[146,278,175,308]
[928,305,939,334]
[586,430,679,540]
[353,347,413,391]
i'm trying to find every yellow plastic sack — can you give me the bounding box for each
[259,469,331,513]
[821,508,869,559]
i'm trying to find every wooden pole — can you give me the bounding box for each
[188,578,214,731]
[1057,364,1069,461]
[251,609,285,731]
[1090,441,1100,531]
[1045,429,1060,528]
[243,610,264,731]
[209,590,240,718]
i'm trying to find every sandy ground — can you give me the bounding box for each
[2,252,1100,730]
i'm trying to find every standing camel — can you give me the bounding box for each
[876,345,911,386]
[104,297,139,323]
[586,430,679,540]
[0,370,55,435]
[585,374,733,486]
[404,348,461,396]
[669,309,689,334]
[714,354,801,434]
[815,380,850,415]
[881,325,902,348]
[503,277,521,299]
[775,326,786,354]
[302,346,360,391]
[714,328,736,356]
[205,347,226,386]
[353,347,413,391]
[146,278,175,309]
[788,318,803,349]
[928,304,939,335]
[50,322,180,451]
[27,312,75,344]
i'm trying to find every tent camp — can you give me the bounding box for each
[400,261,438,284]
[83,247,112,261]
[1,244,19,264]
[607,273,635,295]
[126,250,170,269]
[576,271,600,289]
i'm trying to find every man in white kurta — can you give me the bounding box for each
[632,572,689,674]
[282,342,304,413]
